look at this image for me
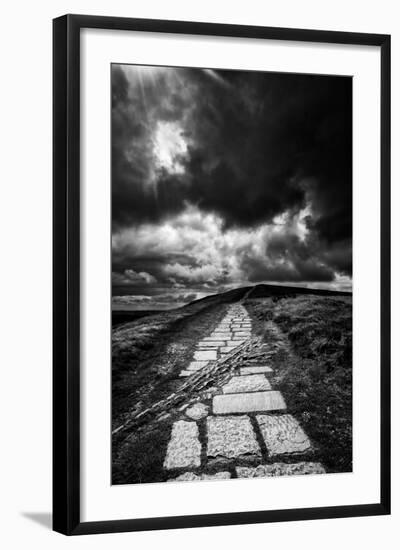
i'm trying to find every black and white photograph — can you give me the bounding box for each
[1,0,395,542]
[111,64,353,485]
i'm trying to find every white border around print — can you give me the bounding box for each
[80,28,380,522]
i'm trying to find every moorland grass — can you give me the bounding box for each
[112,286,352,483]
[245,294,352,472]
[112,300,234,484]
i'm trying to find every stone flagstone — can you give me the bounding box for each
[168,471,231,482]
[202,337,230,342]
[220,346,238,354]
[207,415,261,460]
[222,375,271,394]
[178,301,255,396]
[213,391,286,414]
[163,421,201,470]
[240,366,273,375]
[198,342,224,348]
[194,350,217,361]
[256,414,312,456]
[187,361,208,371]
[185,402,209,420]
[236,462,326,478]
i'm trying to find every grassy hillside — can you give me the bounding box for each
[112,286,253,422]
[112,310,161,327]
[111,287,256,483]
[247,283,350,298]
[245,293,352,472]
[112,284,352,483]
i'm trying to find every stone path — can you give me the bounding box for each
[164,303,325,481]
[179,304,251,377]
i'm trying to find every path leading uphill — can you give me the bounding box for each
[164,303,325,481]
[179,304,252,377]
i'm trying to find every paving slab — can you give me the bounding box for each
[202,337,230,342]
[210,333,232,339]
[220,346,238,354]
[197,341,224,348]
[185,403,209,420]
[232,331,251,337]
[187,361,208,371]
[194,350,217,361]
[246,357,274,364]
[256,414,312,456]
[163,421,201,469]
[222,375,271,394]
[236,462,326,478]
[207,415,261,460]
[213,391,286,414]
[179,370,193,377]
[240,366,273,375]
[168,471,231,482]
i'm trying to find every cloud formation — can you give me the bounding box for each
[112,205,351,298]
[112,269,157,286]
[112,291,201,310]
[111,65,352,307]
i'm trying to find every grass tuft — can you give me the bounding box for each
[245,294,352,472]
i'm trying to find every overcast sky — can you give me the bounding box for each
[112,65,352,310]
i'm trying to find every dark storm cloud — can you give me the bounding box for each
[112,66,351,243]
[320,240,352,276]
[186,69,352,242]
[111,65,352,298]
[241,235,335,283]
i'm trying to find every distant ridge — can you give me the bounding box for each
[186,283,351,307]
[248,283,351,298]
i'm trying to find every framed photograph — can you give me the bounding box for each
[53,14,390,535]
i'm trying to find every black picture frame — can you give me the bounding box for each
[53,14,391,535]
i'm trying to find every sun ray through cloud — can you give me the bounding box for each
[112,64,352,309]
